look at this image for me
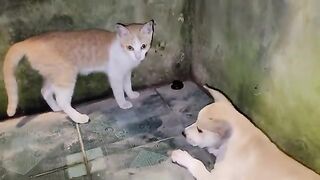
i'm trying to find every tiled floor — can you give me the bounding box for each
[0,81,214,180]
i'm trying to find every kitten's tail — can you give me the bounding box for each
[3,42,26,117]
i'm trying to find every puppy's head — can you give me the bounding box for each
[182,86,234,149]
[182,105,231,149]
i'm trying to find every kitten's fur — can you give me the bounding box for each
[3,20,154,123]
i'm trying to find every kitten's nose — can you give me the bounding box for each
[182,131,186,137]
[134,53,141,61]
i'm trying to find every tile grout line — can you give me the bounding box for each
[29,164,78,178]
[154,88,173,112]
[29,123,92,180]
[29,123,93,179]
[154,87,188,127]
[76,123,92,180]
[29,165,69,178]
[129,136,175,151]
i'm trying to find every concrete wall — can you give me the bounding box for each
[0,0,191,118]
[192,0,320,172]
[1,0,319,173]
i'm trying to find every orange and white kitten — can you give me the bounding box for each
[3,20,154,123]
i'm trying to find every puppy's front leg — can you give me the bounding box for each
[171,149,211,180]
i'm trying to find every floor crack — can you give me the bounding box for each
[76,123,92,180]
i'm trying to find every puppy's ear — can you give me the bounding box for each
[210,119,231,139]
[203,84,231,104]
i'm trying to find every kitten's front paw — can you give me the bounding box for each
[128,91,140,99]
[119,101,133,109]
[73,114,90,124]
[171,149,194,167]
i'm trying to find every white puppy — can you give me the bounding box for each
[171,85,320,180]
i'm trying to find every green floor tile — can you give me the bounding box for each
[129,150,168,168]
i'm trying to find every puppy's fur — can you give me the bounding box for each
[171,85,320,180]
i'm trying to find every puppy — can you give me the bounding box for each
[171,85,320,180]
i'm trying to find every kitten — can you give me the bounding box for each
[3,20,154,123]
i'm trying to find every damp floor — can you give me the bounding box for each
[0,81,215,180]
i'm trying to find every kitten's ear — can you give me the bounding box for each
[141,20,154,34]
[115,23,130,37]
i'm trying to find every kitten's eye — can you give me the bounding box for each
[127,45,134,51]
[197,127,203,133]
[141,44,146,49]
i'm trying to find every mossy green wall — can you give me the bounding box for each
[0,0,190,118]
[192,0,320,172]
[1,0,319,173]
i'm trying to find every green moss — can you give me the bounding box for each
[73,73,110,103]
[192,0,320,173]
[0,30,11,119]
[15,59,45,114]
[178,0,194,78]
[0,87,7,119]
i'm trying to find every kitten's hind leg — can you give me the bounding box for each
[41,80,62,112]
[53,85,89,124]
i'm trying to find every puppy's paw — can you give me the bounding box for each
[119,101,133,109]
[171,149,194,167]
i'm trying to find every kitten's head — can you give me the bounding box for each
[115,20,154,62]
